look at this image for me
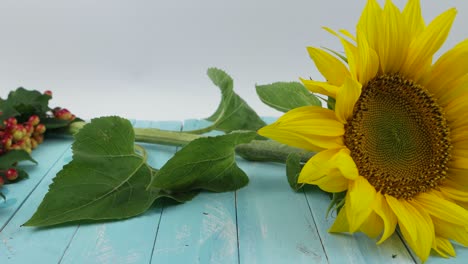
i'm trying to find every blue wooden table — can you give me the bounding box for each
[0,119,466,264]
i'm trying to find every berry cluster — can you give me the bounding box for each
[0,168,18,186]
[1,115,46,156]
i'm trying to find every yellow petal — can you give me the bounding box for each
[298,148,357,191]
[386,196,434,262]
[359,210,384,238]
[440,184,468,202]
[432,217,468,246]
[435,73,468,107]
[323,26,358,81]
[414,192,468,226]
[335,77,362,123]
[346,176,376,232]
[379,0,410,74]
[338,29,356,42]
[445,92,468,120]
[257,106,345,152]
[300,78,339,98]
[402,0,425,37]
[355,31,379,84]
[426,39,468,96]
[306,47,350,86]
[433,237,456,258]
[329,204,349,233]
[373,193,397,244]
[401,8,457,82]
[357,0,383,55]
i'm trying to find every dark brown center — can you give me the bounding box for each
[344,74,452,199]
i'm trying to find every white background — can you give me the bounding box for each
[0,0,467,121]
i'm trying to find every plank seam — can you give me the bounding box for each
[234,191,241,264]
[396,229,418,263]
[57,224,81,264]
[149,120,183,263]
[303,190,330,264]
[0,142,73,232]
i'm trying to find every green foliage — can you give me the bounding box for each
[285,153,304,191]
[327,96,336,111]
[0,87,51,123]
[256,82,321,112]
[204,68,266,133]
[326,191,346,217]
[150,131,256,192]
[0,150,37,169]
[25,117,256,227]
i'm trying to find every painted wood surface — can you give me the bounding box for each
[0,119,466,264]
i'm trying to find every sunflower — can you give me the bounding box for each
[258,0,468,261]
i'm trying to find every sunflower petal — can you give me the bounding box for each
[433,237,456,258]
[329,204,349,233]
[346,176,376,232]
[432,217,468,246]
[359,210,384,238]
[386,196,434,262]
[414,192,468,226]
[356,31,379,84]
[257,106,345,151]
[300,78,339,98]
[298,148,355,192]
[323,26,358,81]
[402,0,425,37]
[426,39,468,96]
[402,8,457,82]
[306,47,350,86]
[373,193,397,244]
[333,148,359,180]
[357,0,382,54]
[335,77,362,123]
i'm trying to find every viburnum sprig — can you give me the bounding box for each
[0,88,78,196]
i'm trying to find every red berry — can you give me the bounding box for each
[35,124,46,134]
[6,168,18,181]
[44,90,53,97]
[28,115,40,126]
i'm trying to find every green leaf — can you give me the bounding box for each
[24,116,161,227]
[40,117,73,129]
[0,150,37,169]
[150,131,256,192]
[256,82,321,112]
[327,96,336,111]
[0,104,20,123]
[0,87,51,122]
[204,68,266,133]
[326,191,346,217]
[286,153,304,191]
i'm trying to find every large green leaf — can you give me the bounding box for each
[150,131,256,192]
[204,68,266,133]
[256,82,321,112]
[24,117,256,227]
[24,117,161,227]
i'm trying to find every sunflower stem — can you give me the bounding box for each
[64,121,313,164]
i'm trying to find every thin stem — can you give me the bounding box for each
[65,121,314,164]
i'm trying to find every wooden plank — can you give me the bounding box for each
[59,120,181,264]
[0,136,72,229]
[235,116,327,263]
[0,148,76,263]
[236,162,328,263]
[150,119,239,264]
